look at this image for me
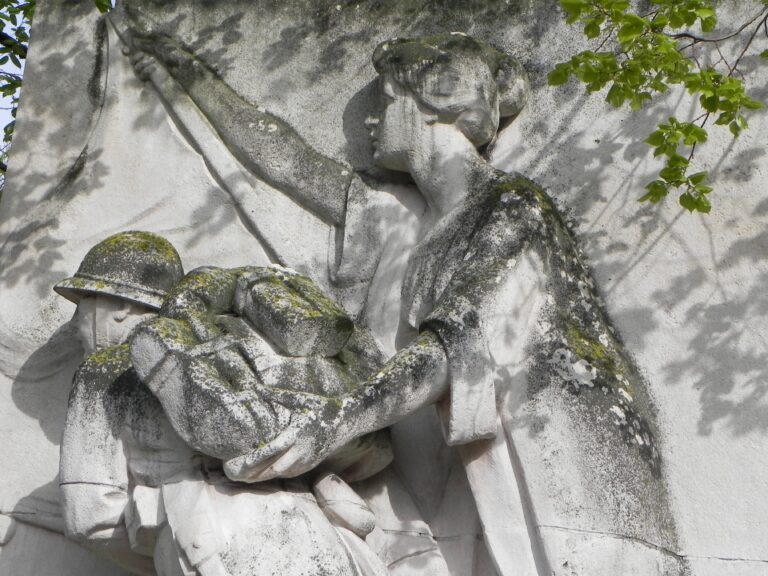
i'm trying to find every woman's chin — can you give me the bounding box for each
[372,150,408,173]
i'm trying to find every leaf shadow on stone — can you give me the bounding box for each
[0,4,114,300]
[490,24,768,439]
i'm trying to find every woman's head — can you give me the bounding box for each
[371,33,529,149]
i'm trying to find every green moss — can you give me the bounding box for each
[149,317,199,347]
[563,319,635,396]
[491,176,555,213]
[95,231,179,260]
[255,270,349,322]
[259,276,323,317]
[66,277,89,289]
[335,364,359,393]
[84,343,130,368]
[533,188,555,212]
[564,319,616,374]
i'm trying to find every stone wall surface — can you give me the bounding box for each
[0,0,766,574]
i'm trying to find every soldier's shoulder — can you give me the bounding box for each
[71,344,139,401]
[77,343,132,377]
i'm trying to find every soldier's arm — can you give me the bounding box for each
[60,353,155,575]
[130,266,387,467]
[132,36,351,226]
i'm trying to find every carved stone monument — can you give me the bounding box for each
[1,2,767,576]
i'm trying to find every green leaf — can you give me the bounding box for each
[583,14,605,39]
[606,84,626,107]
[617,15,647,44]
[694,7,715,20]
[698,200,712,214]
[679,192,698,212]
[660,165,685,184]
[667,153,689,169]
[738,115,748,130]
[639,180,669,203]
[560,0,589,22]
[700,94,719,112]
[93,0,112,13]
[547,64,571,86]
[688,171,708,186]
[761,50,768,59]
[682,124,707,145]
[701,16,717,33]
[644,131,665,147]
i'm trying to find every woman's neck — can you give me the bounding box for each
[407,124,484,221]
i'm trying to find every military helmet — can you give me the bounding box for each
[54,231,184,310]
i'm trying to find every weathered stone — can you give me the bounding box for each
[54,231,184,310]
[234,266,354,357]
[2,2,767,575]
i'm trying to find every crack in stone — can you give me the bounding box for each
[537,523,684,560]
[538,524,768,565]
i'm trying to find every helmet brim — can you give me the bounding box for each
[54,276,165,310]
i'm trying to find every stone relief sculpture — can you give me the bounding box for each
[57,27,690,576]
[57,232,393,576]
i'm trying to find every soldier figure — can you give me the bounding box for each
[57,231,390,576]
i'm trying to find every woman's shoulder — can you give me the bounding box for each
[484,170,557,217]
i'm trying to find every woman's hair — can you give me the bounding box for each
[372,33,529,146]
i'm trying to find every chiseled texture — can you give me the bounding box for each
[62,344,365,576]
[130,265,393,477]
[411,168,688,575]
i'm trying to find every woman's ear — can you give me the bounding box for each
[496,58,530,119]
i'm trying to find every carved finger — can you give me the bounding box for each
[135,61,157,82]
[255,445,313,481]
[128,51,145,65]
[129,35,157,56]
[223,427,299,482]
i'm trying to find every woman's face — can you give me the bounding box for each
[366,77,433,173]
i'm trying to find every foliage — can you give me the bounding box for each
[549,0,768,213]
[0,0,764,214]
[0,0,109,181]
[0,0,33,176]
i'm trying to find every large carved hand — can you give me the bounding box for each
[126,33,203,88]
[223,405,348,482]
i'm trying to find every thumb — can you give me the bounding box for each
[223,426,299,482]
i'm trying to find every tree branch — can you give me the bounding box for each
[0,30,27,58]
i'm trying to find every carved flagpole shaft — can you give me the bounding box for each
[106,13,299,268]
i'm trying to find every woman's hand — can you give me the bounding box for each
[125,33,203,88]
[223,404,350,482]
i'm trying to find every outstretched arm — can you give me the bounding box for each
[130,265,447,482]
[223,329,449,482]
[130,35,351,226]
